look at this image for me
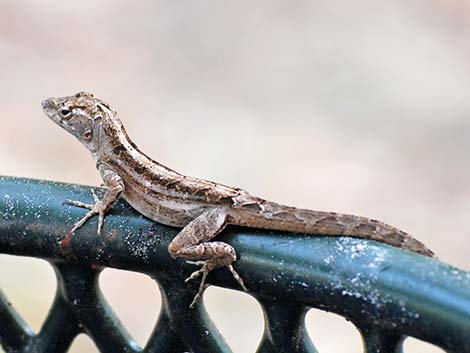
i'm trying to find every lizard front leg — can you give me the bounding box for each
[168,208,247,308]
[66,166,124,235]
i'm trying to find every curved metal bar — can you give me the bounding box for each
[33,290,80,353]
[53,263,140,353]
[0,289,34,351]
[358,326,403,353]
[256,299,317,353]
[1,176,469,353]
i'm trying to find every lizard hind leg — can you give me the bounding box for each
[168,208,247,308]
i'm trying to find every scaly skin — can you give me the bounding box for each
[42,92,435,307]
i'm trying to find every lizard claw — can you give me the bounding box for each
[227,264,248,292]
[65,199,94,210]
[185,266,210,308]
[65,189,99,211]
[186,260,208,266]
[91,188,100,203]
[184,261,211,308]
[185,263,209,282]
[66,189,106,235]
[185,260,248,308]
[97,209,105,235]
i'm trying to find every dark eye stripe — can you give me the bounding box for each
[61,109,71,119]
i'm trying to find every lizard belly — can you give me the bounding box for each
[122,188,208,227]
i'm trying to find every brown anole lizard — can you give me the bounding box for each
[42,92,435,307]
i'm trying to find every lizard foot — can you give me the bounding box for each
[185,259,247,308]
[65,189,107,235]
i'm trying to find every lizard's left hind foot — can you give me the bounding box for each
[185,258,247,308]
[168,208,248,308]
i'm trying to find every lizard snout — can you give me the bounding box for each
[41,98,56,111]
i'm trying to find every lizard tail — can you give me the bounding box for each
[229,197,435,258]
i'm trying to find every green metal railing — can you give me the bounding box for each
[0,176,469,353]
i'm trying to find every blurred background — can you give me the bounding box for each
[0,1,469,352]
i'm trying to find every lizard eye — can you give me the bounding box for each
[83,130,93,140]
[60,109,71,119]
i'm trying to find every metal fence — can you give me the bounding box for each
[1,176,469,353]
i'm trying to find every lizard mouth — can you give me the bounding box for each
[41,98,63,124]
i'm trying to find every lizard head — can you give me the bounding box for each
[42,92,116,152]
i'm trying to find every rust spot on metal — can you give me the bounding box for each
[59,234,77,260]
[90,263,103,270]
[108,230,118,241]
[95,230,119,256]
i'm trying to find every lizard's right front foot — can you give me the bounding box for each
[65,189,107,235]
